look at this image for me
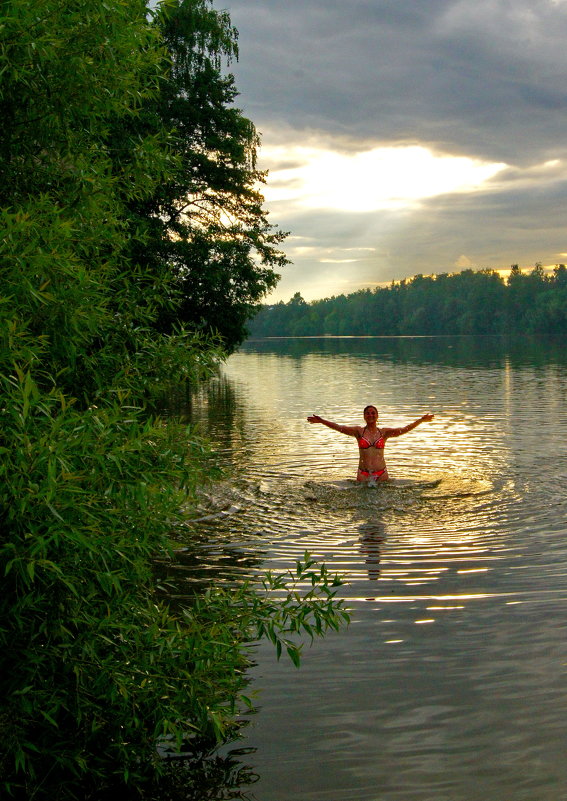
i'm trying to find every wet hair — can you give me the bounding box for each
[363,405,378,415]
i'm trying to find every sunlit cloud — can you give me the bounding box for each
[261,144,508,213]
[319,258,358,264]
[287,242,376,263]
[225,0,567,302]
[256,138,567,302]
[285,244,377,263]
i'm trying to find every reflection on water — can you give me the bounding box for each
[359,522,384,581]
[169,336,567,801]
[240,333,567,369]
[156,743,259,801]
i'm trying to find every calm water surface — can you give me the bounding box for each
[177,336,567,801]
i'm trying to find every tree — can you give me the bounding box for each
[112,0,289,353]
[0,0,171,399]
[0,2,345,798]
[248,266,567,337]
[553,264,567,286]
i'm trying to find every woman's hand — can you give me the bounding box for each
[307,415,322,424]
[421,413,434,422]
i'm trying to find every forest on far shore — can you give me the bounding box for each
[248,264,567,337]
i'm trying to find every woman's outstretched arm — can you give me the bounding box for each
[307,415,360,436]
[384,413,434,438]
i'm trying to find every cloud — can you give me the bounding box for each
[261,142,507,212]
[227,0,567,162]
[221,0,567,301]
[264,160,567,300]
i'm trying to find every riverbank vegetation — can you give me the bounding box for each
[0,1,347,798]
[249,265,567,337]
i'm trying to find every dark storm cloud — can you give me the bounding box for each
[226,0,567,163]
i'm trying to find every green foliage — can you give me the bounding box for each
[0,381,209,794]
[110,0,289,354]
[249,266,567,337]
[0,0,190,402]
[1,0,346,798]
[231,554,350,667]
[0,390,347,796]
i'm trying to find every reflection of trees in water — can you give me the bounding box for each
[241,334,567,369]
[100,748,259,800]
[183,373,250,456]
[154,538,265,604]
[156,371,263,598]
[154,743,259,801]
[163,372,241,424]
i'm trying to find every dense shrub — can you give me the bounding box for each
[0,1,347,797]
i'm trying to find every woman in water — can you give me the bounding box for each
[307,405,434,482]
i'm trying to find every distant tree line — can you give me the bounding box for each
[248,264,567,337]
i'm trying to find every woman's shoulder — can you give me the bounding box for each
[342,423,364,437]
[380,426,397,437]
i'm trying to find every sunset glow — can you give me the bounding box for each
[261,144,508,213]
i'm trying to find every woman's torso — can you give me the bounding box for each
[356,426,387,470]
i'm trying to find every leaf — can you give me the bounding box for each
[286,644,301,668]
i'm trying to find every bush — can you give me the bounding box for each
[1,2,348,796]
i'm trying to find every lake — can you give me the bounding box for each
[174,335,567,801]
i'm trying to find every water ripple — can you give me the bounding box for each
[169,339,567,801]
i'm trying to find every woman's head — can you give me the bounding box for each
[363,405,378,420]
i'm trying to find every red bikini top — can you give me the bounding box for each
[357,427,385,450]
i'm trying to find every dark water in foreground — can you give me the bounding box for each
[174,336,567,801]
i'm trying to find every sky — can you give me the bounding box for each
[218,0,567,302]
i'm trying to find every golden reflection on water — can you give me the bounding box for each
[175,338,567,801]
[178,340,567,630]
[173,466,517,605]
[189,346,517,489]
